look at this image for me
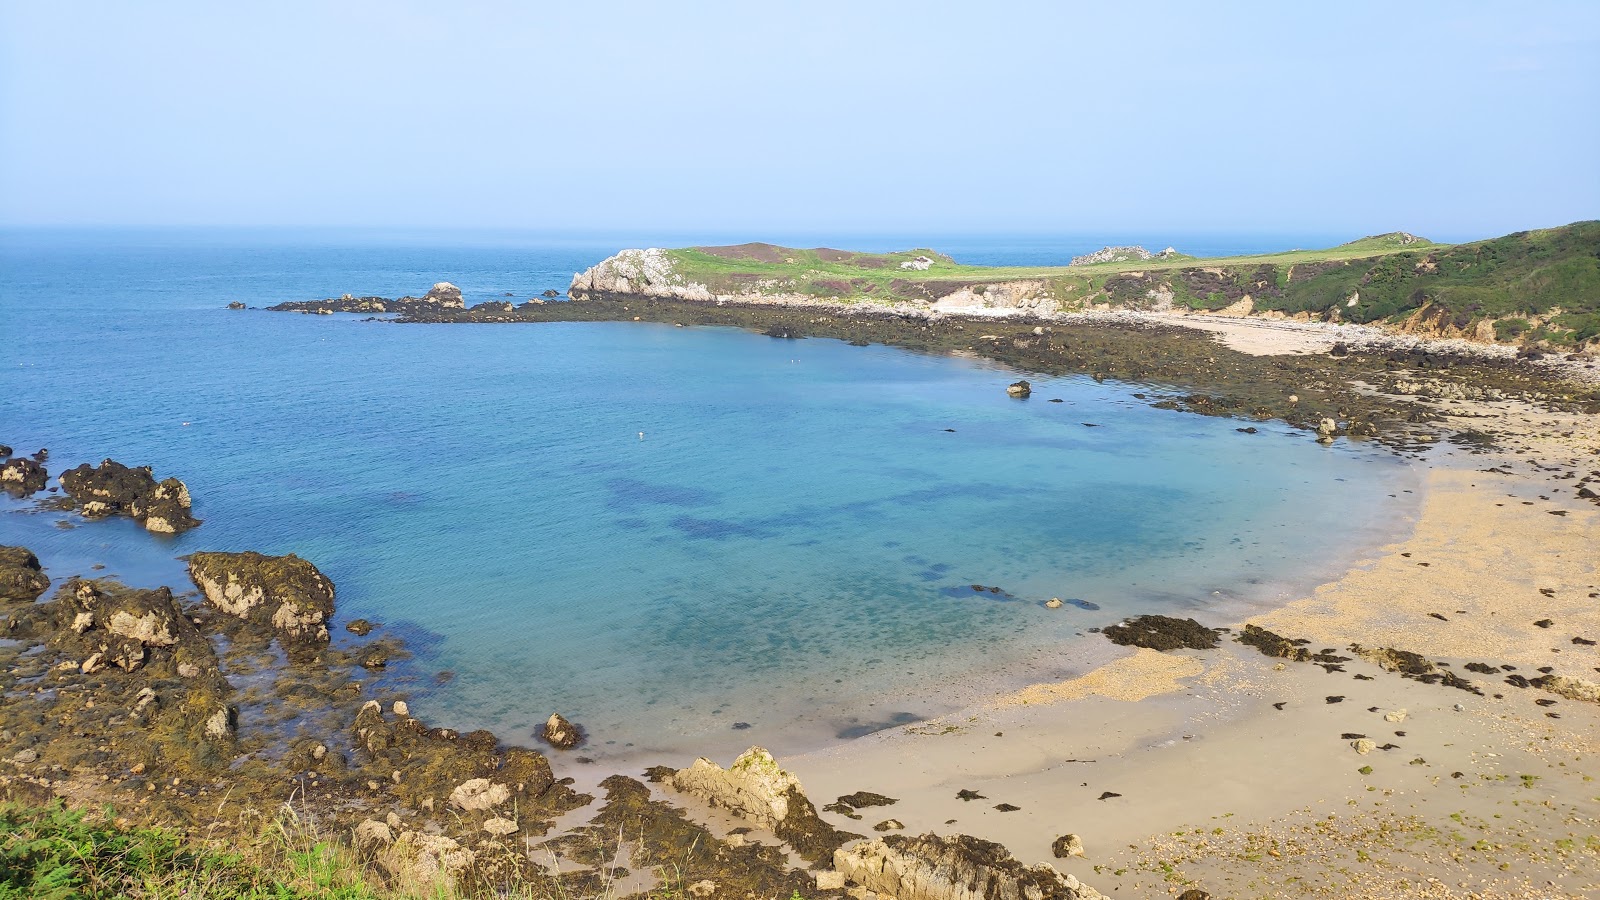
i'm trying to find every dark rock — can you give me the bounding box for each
[0,457,47,496]
[1006,380,1031,398]
[360,647,389,669]
[1097,791,1121,801]
[1178,890,1212,900]
[0,444,9,459]
[187,551,335,656]
[346,618,376,636]
[993,803,1020,812]
[956,789,985,801]
[835,791,897,808]
[59,459,199,533]
[0,546,50,602]
[542,289,560,298]
[1102,615,1220,652]
[226,301,247,310]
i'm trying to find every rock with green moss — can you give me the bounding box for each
[0,546,50,602]
[59,459,199,533]
[187,551,335,656]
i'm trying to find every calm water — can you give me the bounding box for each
[0,228,1417,765]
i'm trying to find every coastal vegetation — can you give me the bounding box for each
[611,222,1600,348]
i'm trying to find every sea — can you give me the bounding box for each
[0,227,1420,767]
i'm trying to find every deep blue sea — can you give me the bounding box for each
[0,228,1418,766]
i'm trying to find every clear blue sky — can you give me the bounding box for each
[2,1,1596,239]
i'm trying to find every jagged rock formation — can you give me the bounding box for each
[0,546,50,602]
[834,833,1107,900]
[59,459,199,533]
[571,248,718,302]
[187,551,335,656]
[540,712,583,749]
[0,457,47,496]
[667,746,858,865]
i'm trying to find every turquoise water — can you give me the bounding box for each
[0,229,1416,765]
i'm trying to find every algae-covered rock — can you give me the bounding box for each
[59,459,199,533]
[1532,674,1600,703]
[187,551,335,655]
[1102,615,1220,652]
[667,746,857,865]
[0,457,47,496]
[1006,380,1032,398]
[834,832,1107,900]
[0,546,50,602]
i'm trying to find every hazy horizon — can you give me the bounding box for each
[3,2,1596,236]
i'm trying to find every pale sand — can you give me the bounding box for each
[779,400,1600,898]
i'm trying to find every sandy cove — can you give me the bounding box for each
[774,391,1600,898]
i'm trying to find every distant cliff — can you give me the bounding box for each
[569,223,1600,351]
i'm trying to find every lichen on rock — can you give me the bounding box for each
[834,832,1107,900]
[187,551,335,656]
[59,459,199,533]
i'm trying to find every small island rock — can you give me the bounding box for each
[540,713,583,749]
[59,459,199,533]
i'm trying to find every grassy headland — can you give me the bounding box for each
[644,222,1600,347]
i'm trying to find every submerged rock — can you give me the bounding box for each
[668,746,858,865]
[0,457,47,496]
[834,832,1107,900]
[1101,615,1220,652]
[187,551,335,656]
[59,459,199,533]
[0,546,50,602]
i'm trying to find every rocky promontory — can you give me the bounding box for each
[59,459,200,533]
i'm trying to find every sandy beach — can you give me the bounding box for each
[768,346,1600,899]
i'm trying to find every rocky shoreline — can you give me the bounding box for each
[0,448,1110,900]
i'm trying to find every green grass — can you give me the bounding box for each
[650,222,1600,346]
[0,802,390,899]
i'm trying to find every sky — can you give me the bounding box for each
[1,1,1596,239]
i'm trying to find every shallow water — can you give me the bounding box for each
[0,228,1419,765]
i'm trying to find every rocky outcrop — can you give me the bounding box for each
[0,457,47,496]
[59,459,199,533]
[1070,246,1179,266]
[834,833,1107,900]
[187,551,335,656]
[420,282,465,307]
[571,249,717,302]
[5,578,236,765]
[540,712,583,749]
[668,746,858,865]
[0,546,50,602]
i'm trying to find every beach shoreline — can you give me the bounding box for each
[779,392,1600,897]
[4,305,1597,898]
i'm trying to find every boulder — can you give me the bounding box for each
[379,831,475,884]
[59,459,199,533]
[1051,834,1085,859]
[834,833,1107,900]
[226,301,247,310]
[449,777,510,811]
[187,551,335,655]
[1006,380,1031,398]
[420,282,465,308]
[668,746,857,865]
[1532,674,1600,703]
[540,712,583,749]
[0,546,50,602]
[0,457,47,496]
